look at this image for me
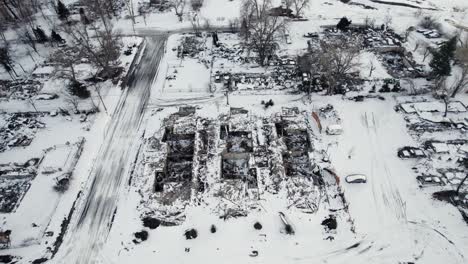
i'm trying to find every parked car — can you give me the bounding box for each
[326,124,343,135]
[345,174,367,183]
[417,175,444,186]
[35,93,58,100]
[304,32,319,38]
[397,146,426,159]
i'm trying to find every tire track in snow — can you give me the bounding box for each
[363,111,407,224]
[294,222,465,264]
[51,36,167,264]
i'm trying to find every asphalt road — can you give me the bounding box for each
[53,36,167,264]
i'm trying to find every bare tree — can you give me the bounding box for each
[62,19,121,74]
[403,78,416,95]
[404,26,415,42]
[172,0,186,22]
[138,4,148,25]
[12,0,38,52]
[190,0,203,12]
[413,40,422,52]
[190,12,201,33]
[369,60,376,77]
[423,46,431,62]
[92,83,107,113]
[62,90,80,113]
[364,16,375,29]
[1,0,19,20]
[203,18,211,31]
[228,18,239,33]
[297,53,312,73]
[28,98,38,112]
[82,0,118,20]
[0,14,8,41]
[383,12,392,30]
[123,0,136,32]
[435,42,468,98]
[239,0,255,42]
[450,45,468,97]
[241,0,287,66]
[418,15,440,30]
[0,45,17,79]
[314,39,360,94]
[413,40,432,62]
[433,77,451,117]
[53,47,81,81]
[456,174,468,195]
[441,88,449,117]
[2,0,39,21]
[285,0,310,17]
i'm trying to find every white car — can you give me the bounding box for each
[345,174,367,183]
[326,124,343,135]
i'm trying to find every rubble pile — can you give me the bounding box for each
[412,140,468,187]
[177,36,206,58]
[0,158,40,213]
[318,26,421,79]
[138,0,172,14]
[362,28,403,48]
[0,79,43,100]
[321,26,404,50]
[275,119,315,179]
[378,51,422,78]
[156,111,198,190]
[211,42,246,64]
[220,108,256,188]
[0,113,45,153]
[135,106,353,224]
[214,57,299,92]
[395,99,468,219]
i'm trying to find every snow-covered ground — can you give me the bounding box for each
[1,0,468,264]
[98,28,467,263]
[101,90,468,264]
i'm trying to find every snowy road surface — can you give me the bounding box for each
[52,36,167,264]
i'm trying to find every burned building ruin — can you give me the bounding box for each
[276,120,314,178]
[154,126,196,192]
[220,110,257,187]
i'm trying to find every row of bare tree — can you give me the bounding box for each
[0,0,121,79]
[442,37,468,97]
[240,0,287,66]
[238,0,359,95]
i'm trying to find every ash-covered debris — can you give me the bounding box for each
[393,96,468,222]
[142,217,161,229]
[134,105,352,226]
[321,215,337,231]
[0,158,40,213]
[0,79,44,100]
[184,229,198,240]
[133,230,148,243]
[0,113,46,153]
